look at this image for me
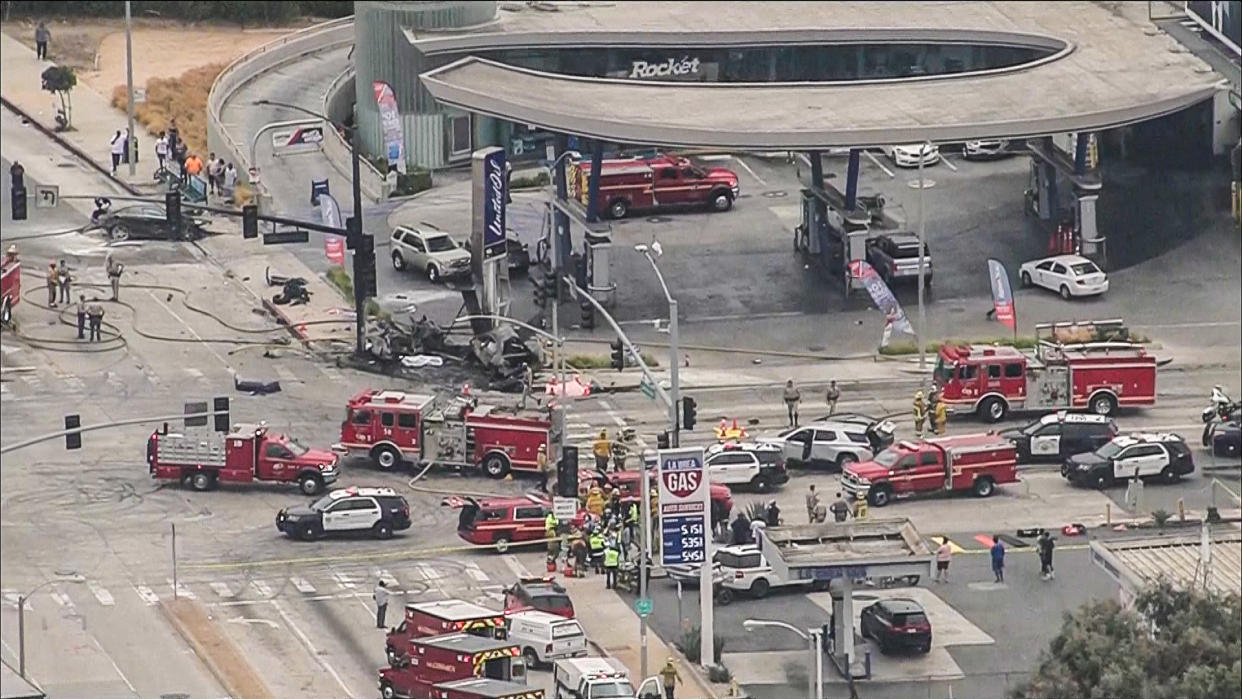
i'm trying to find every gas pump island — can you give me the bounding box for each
[758,519,934,680]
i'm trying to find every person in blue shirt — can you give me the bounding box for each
[990,535,1006,583]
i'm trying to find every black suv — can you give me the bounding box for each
[1062,434,1194,488]
[860,598,932,654]
[1001,411,1118,462]
[277,486,411,541]
[865,234,932,288]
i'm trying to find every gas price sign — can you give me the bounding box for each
[657,447,709,567]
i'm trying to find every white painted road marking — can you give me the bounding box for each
[290,576,316,593]
[209,582,235,598]
[464,562,489,583]
[331,570,356,590]
[413,563,441,582]
[88,581,115,606]
[731,156,767,187]
[134,585,159,605]
[251,580,273,597]
[168,578,196,600]
[377,569,400,588]
[502,555,533,580]
[273,600,357,698]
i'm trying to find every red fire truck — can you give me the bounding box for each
[335,390,559,478]
[1,244,20,325]
[569,155,739,219]
[431,678,544,699]
[934,331,1158,423]
[379,633,526,699]
[147,423,340,494]
[841,434,1019,507]
[386,600,507,665]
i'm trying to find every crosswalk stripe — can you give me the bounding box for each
[168,578,196,599]
[291,577,316,593]
[88,581,115,606]
[378,569,399,588]
[252,580,273,597]
[929,536,966,555]
[210,582,235,598]
[331,570,356,590]
[414,563,442,582]
[1,591,20,608]
[463,562,489,583]
[135,585,159,605]
[502,555,533,580]
[50,592,71,608]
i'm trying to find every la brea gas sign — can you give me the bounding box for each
[629,56,702,80]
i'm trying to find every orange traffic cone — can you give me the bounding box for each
[296,322,307,337]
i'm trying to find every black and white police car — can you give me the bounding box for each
[1061,433,1194,488]
[277,486,412,541]
[1000,411,1118,462]
[704,442,789,492]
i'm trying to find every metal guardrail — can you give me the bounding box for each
[206,16,354,209]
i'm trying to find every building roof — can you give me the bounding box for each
[759,518,934,584]
[417,1,1223,149]
[1089,530,1242,597]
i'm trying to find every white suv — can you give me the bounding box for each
[389,225,471,283]
[704,442,789,492]
[761,415,894,471]
[715,544,821,604]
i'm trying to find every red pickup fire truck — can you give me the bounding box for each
[335,390,559,478]
[841,434,1018,507]
[934,334,1158,423]
[379,633,526,699]
[569,155,739,219]
[147,423,339,494]
[1,244,21,325]
[386,600,507,665]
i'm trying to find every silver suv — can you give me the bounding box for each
[760,416,894,471]
[390,225,471,283]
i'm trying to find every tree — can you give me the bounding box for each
[1010,582,1241,699]
[40,65,76,129]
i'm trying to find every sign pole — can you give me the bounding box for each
[639,463,650,680]
[699,461,714,667]
[657,445,712,667]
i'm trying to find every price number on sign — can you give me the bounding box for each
[680,536,704,550]
[681,522,704,536]
[680,549,705,563]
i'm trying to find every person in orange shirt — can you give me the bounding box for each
[184,153,203,177]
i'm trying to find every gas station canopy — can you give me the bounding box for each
[759,519,934,583]
[417,2,1223,149]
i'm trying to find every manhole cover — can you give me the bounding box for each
[762,190,789,198]
[646,216,673,223]
[907,179,936,189]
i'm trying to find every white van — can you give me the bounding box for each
[507,609,588,667]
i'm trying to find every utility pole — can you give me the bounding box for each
[124,0,136,177]
[916,142,929,378]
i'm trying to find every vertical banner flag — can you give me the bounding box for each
[987,258,1017,332]
[372,81,406,174]
[318,193,345,265]
[848,260,915,347]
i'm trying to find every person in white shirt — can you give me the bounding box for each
[935,539,953,583]
[109,130,125,174]
[154,132,168,171]
[750,516,766,544]
[222,162,238,196]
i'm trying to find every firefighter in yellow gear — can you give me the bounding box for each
[585,485,605,517]
[933,399,948,436]
[592,430,612,472]
[913,390,927,437]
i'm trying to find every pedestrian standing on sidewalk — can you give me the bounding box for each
[603,539,620,589]
[373,580,390,629]
[935,539,953,583]
[805,484,820,524]
[109,130,125,175]
[990,535,1006,583]
[206,152,219,194]
[86,300,104,342]
[105,252,123,301]
[35,22,51,60]
[1038,530,1056,581]
[75,294,87,339]
[660,658,682,699]
[830,492,851,523]
[826,380,841,415]
[783,378,802,426]
[45,260,58,307]
[57,258,71,304]
[222,162,238,198]
[154,132,168,172]
[536,444,551,494]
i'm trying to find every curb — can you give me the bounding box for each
[158,598,275,699]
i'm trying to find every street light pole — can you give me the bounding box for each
[742,619,822,699]
[124,0,136,177]
[253,99,366,356]
[916,142,929,378]
[19,573,85,678]
[636,244,680,447]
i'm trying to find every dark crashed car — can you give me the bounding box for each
[1205,419,1241,458]
[100,204,208,241]
[463,234,531,274]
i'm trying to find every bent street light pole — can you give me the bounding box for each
[254,99,366,355]
[636,245,680,448]
[917,142,928,378]
[743,619,820,699]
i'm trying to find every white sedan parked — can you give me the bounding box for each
[884,144,940,168]
[1019,254,1109,299]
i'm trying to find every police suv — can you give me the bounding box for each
[1061,433,1194,488]
[703,442,789,492]
[1001,411,1118,462]
[276,486,411,540]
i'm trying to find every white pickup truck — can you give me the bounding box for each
[553,657,661,699]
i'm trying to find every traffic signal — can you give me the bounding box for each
[242,204,258,239]
[355,233,377,298]
[610,339,625,371]
[533,272,547,308]
[579,297,595,330]
[10,186,27,221]
[657,431,670,449]
[165,190,181,233]
[64,414,81,450]
[212,396,230,433]
[682,396,698,431]
[557,446,579,498]
[544,273,558,304]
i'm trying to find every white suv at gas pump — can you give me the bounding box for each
[715,544,824,604]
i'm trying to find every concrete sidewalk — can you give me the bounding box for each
[561,575,718,698]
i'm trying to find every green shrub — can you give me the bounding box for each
[678,625,725,665]
[393,169,433,197]
[566,353,659,369]
[325,267,352,299]
[707,664,732,683]
[509,170,551,189]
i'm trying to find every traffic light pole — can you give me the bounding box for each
[349,126,365,357]
[0,408,227,455]
[668,298,680,448]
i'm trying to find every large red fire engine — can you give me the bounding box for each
[934,328,1158,423]
[568,155,739,219]
[1,244,21,325]
[841,434,1019,507]
[147,423,339,494]
[335,390,560,478]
